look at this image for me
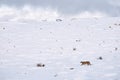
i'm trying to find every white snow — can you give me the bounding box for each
[0,18,120,80]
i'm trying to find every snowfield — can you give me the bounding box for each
[0,18,120,80]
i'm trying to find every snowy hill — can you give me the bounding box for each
[0,18,120,80]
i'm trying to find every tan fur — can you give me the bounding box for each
[80,61,91,66]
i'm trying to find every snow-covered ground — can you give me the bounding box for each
[0,18,120,80]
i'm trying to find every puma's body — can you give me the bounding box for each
[80,61,91,66]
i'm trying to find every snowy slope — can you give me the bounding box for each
[0,18,120,80]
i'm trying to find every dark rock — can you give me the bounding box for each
[98,56,103,60]
[115,47,118,51]
[56,19,62,22]
[54,74,58,77]
[73,48,76,51]
[109,26,111,28]
[3,27,5,30]
[70,68,74,70]
[37,63,45,67]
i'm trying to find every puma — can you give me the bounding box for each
[80,61,91,66]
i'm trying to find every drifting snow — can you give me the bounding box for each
[0,18,120,80]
